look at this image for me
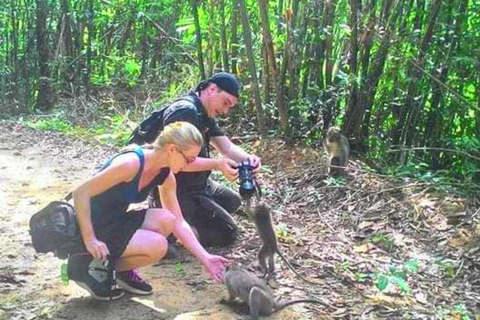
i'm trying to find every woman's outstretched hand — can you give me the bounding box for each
[202,254,231,282]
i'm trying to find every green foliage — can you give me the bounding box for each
[336,260,350,272]
[368,233,394,251]
[21,107,133,147]
[174,262,185,275]
[323,176,348,187]
[372,260,420,294]
[0,0,478,194]
[26,116,73,132]
[275,223,290,241]
[452,303,473,320]
[436,260,456,278]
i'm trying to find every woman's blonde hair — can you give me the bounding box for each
[151,121,203,151]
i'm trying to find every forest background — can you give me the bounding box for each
[1,0,479,183]
[0,1,479,319]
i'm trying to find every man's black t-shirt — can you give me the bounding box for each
[162,92,224,191]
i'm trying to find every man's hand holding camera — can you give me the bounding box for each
[215,158,239,181]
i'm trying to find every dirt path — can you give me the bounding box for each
[0,123,313,320]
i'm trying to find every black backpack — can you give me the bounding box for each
[127,96,201,145]
[29,193,77,256]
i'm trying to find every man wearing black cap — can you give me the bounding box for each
[135,72,261,248]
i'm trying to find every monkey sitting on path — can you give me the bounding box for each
[222,264,332,319]
[248,202,320,285]
[323,126,350,175]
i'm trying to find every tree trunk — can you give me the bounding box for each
[10,0,20,103]
[302,1,322,99]
[287,0,300,101]
[261,43,271,105]
[425,0,466,167]
[238,0,265,133]
[321,0,338,127]
[219,0,229,72]
[258,0,289,135]
[230,0,239,74]
[140,18,149,80]
[207,0,216,75]
[396,0,443,151]
[345,0,359,137]
[359,0,377,140]
[191,0,206,79]
[35,0,54,110]
[344,0,402,144]
[85,0,94,92]
[60,0,75,94]
[22,0,34,109]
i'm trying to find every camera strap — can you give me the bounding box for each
[253,177,263,199]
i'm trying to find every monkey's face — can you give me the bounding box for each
[326,126,341,141]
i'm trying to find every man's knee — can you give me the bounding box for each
[227,192,242,213]
[198,221,238,247]
[222,226,238,246]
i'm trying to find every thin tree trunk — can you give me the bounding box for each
[359,0,377,139]
[261,43,271,105]
[397,0,443,151]
[344,0,402,143]
[345,0,359,137]
[22,0,33,109]
[321,0,338,127]
[302,1,322,99]
[191,0,206,79]
[230,0,239,74]
[85,0,94,92]
[10,0,20,102]
[238,0,265,133]
[425,0,466,167]
[258,0,289,135]
[140,18,149,79]
[219,0,229,72]
[35,0,54,110]
[118,9,135,54]
[207,0,215,75]
[60,0,74,94]
[288,0,300,101]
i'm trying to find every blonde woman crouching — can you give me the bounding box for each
[67,121,229,300]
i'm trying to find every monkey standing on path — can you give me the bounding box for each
[323,126,350,175]
[222,265,332,319]
[249,203,320,285]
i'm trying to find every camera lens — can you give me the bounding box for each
[238,161,255,198]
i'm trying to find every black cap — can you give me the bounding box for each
[196,72,241,98]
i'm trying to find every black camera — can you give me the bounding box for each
[237,160,256,199]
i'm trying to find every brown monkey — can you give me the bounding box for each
[249,203,320,285]
[323,126,350,175]
[222,265,331,319]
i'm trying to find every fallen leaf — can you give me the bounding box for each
[354,243,376,253]
[429,214,450,231]
[415,291,428,304]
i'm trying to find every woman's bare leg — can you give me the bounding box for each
[141,208,175,237]
[116,208,175,271]
[116,229,167,272]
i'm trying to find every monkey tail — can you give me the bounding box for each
[273,299,333,313]
[276,250,322,285]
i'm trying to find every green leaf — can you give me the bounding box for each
[391,270,408,280]
[124,59,140,75]
[404,260,419,273]
[391,276,410,293]
[376,275,389,291]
